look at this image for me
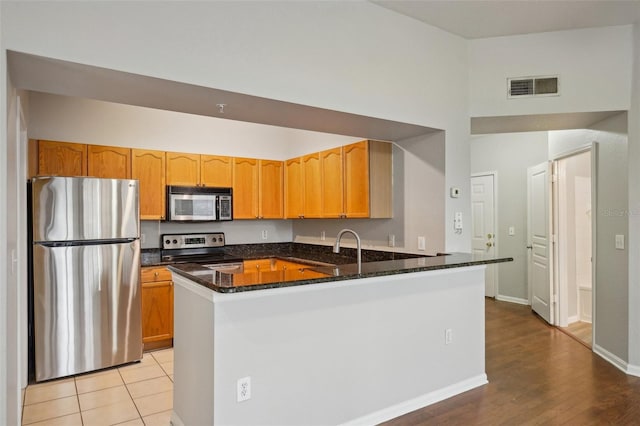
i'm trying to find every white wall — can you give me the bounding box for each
[0,10,9,418]
[3,61,25,426]
[627,23,640,374]
[470,132,548,301]
[28,92,359,160]
[469,25,633,117]
[549,113,629,363]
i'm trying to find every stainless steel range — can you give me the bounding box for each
[161,232,244,273]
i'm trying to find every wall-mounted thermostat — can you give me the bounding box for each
[450,187,461,198]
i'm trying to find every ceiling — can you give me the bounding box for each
[372,0,640,39]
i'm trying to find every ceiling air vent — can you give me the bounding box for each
[508,76,559,98]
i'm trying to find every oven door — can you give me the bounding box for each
[169,194,217,221]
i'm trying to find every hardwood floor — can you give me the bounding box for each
[383,299,640,425]
[561,320,593,347]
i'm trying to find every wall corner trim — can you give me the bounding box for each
[593,344,631,374]
[626,363,640,378]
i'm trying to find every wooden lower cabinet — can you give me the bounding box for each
[141,266,173,350]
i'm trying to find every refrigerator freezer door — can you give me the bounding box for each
[33,240,142,381]
[32,176,139,242]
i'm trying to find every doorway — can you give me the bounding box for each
[555,150,593,347]
[527,150,594,348]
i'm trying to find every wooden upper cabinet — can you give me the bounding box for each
[201,155,232,187]
[87,145,131,179]
[320,147,343,218]
[285,157,304,219]
[302,153,322,218]
[343,141,370,218]
[259,160,284,219]
[166,152,200,186]
[232,157,259,219]
[37,140,87,176]
[132,149,166,220]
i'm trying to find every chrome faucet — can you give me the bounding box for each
[333,229,362,274]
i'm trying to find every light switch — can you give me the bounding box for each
[615,234,625,250]
[418,236,426,251]
[508,226,515,236]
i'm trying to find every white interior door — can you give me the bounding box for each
[527,162,554,324]
[471,174,497,297]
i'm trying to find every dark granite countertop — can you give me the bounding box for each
[168,252,513,294]
[141,242,426,267]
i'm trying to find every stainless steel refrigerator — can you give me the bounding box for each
[31,176,142,382]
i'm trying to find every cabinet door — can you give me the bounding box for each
[320,147,343,218]
[302,153,322,218]
[285,157,304,219]
[141,280,173,344]
[132,149,166,220]
[259,160,284,219]
[201,155,232,187]
[166,152,201,186]
[87,145,131,179]
[37,140,87,176]
[343,141,370,218]
[232,157,259,219]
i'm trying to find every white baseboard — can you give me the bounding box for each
[593,344,629,374]
[568,315,578,323]
[626,363,640,377]
[495,295,530,305]
[170,411,184,426]
[340,374,488,426]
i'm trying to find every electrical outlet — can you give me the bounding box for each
[261,230,268,240]
[417,236,426,251]
[388,234,395,247]
[237,376,251,402]
[615,234,625,250]
[321,231,326,241]
[445,328,453,345]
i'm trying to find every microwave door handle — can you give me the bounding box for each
[215,196,220,221]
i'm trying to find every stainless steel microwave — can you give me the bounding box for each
[166,186,233,222]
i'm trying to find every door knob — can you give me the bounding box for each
[486,242,493,248]
[487,233,494,239]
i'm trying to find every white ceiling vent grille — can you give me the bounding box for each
[508,76,559,98]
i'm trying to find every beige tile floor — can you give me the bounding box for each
[22,349,174,426]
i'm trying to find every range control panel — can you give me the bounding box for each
[162,232,225,250]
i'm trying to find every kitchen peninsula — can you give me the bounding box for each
[168,250,512,426]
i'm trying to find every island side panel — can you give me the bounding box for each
[208,266,486,425]
[172,278,216,426]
